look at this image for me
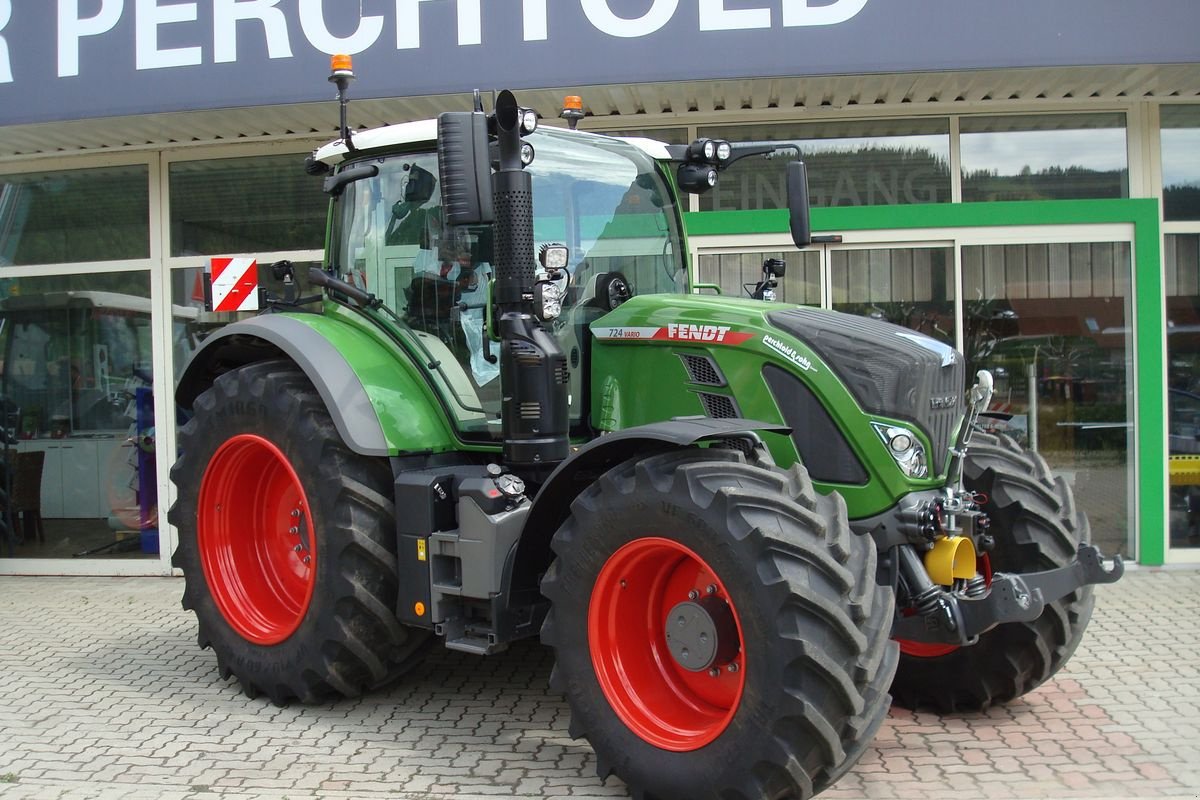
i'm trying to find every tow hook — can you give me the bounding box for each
[893,543,1123,646]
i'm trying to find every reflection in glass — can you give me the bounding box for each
[1165,233,1200,549]
[604,128,690,145]
[1161,105,1200,222]
[0,270,186,560]
[169,154,327,256]
[963,242,1133,558]
[831,246,955,347]
[698,118,951,211]
[960,114,1128,202]
[697,250,820,305]
[0,165,149,265]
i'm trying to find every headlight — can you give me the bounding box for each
[520,108,538,135]
[872,423,928,478]
[539,243,569,271]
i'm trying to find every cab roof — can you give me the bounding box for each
[312,120,672,166]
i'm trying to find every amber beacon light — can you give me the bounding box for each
[328,54,357,150]
[560,95,584,130]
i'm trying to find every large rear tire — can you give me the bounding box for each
[169,360,429,705]
[541,449,897,800]
[890,432,1094,713]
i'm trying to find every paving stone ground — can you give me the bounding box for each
[0,567,1197,800]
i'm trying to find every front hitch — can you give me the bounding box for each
[892,543,1124,646]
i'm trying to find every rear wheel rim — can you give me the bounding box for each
[588,537,746,751]
[198,434,316,645]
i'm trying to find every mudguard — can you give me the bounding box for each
[506,417,791,605]
[176,313,457,457]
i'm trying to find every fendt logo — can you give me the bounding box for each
[666,323,731,342]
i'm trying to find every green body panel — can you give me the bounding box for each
[589,293,946,519]
[288,303,461,455]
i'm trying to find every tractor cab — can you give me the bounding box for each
[317,124,689,440]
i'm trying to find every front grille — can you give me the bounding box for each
[767,307,965,475]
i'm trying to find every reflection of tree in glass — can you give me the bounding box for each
[1164,184,1200,220]
[962,165,1127,202]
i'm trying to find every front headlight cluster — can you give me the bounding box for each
[872,422,928,479]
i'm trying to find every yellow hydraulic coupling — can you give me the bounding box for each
[924,535,977,586]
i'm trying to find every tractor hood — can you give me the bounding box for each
[588,294,966,517]
[765,306,966,476]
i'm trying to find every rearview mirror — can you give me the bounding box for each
[787,161,812,248]
[437,111,494,226]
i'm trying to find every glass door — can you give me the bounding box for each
[959,235,1135,560]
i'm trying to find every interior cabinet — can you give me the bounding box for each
[17,436,128,519]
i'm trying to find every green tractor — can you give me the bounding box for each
[170,60,1122,800]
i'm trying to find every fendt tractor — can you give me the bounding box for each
[170,57,1123,800]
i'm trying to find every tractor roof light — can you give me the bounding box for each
[539,243,570,271]
[677,162,719,195]
[685,138,733,165]
[520,108,539,135]
[520,142,536,166]
[687,139,715,163]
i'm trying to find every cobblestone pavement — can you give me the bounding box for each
[0,567,1197,800]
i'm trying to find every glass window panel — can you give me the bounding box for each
[698,118,951,211]
[1164,233,1200,549]
[169,154,327,256]
[960,114,1129,202]
[696,250,820,305]
[1161,105,1200,222]
[963,242,1133,558]
[0,165,149,265]
[830,246,955,346]
[0,269,177,560]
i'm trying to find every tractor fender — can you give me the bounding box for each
[507,417,791,605]
[177,314,453,457]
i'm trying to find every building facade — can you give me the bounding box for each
[0,1,1198,573]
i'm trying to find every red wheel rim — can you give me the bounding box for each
[198,434,316,645]
[588,537,746,751]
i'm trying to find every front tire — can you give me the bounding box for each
[541,449,897,800]
[890,432,1094,713]
[169,360,428,704]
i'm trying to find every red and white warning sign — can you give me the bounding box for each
[207,258,260,312]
